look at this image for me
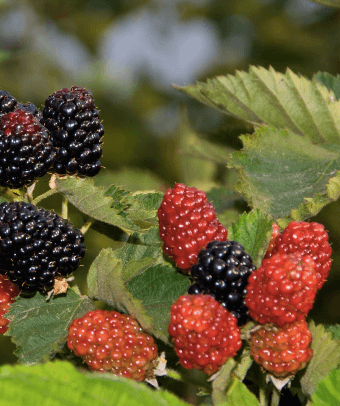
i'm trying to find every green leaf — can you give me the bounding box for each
[212,348,253,406]
[0,361,190,406]
[5,290,94,364]
[314,72,340,100]
[126,264,190,338]
[311,368,340,406]
[225,378,259,406]
[87,248,189,343]
[206,187,243,214]
[310,0,340,8]
[229,126,340,220]
[228,209,273,267]
[174,66,340,144]
[325,324,340,339]
[300,321,340,397]
[55,177,140,235]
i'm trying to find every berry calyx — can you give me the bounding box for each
[0,109,55,188]
[271,221,332,289]
[249,320,313,378]
[158,183,227,271]
[188,240,256,325]
[168,294,242,375]
[67,309,158,381]
[245,253,318,327]
[0,274,20,333]
[42,86,104,177]
[0,201,85,294]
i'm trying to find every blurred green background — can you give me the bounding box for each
[0,0,340,374]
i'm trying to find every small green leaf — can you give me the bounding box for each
[0,361,190,406]
[300,321,340,396]
[229,126,340,220]
[5,290,95,364]
[228,209,273,267]
[55,177,139,235]
[314,72,340,100]
[225,378,259,406]
[311,368,340,406]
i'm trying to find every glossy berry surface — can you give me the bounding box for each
[245,253,318,327]
[0,109,55,188]
[270,221,331,289]
[42,86,104,177]
[188,240,255,325]
[0,90,18,117]
[249,319,313,378]
[67,309,158,381]
[168,294,242,375]
[0,274,20,333]
[0,201,85,294]
[158,183,227,271]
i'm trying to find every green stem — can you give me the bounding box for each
[166,369,211,392]
[80,219,93,235]
[32,188,58,205]
[271,388,280,406]
[62,195,68,220]
[259,385,267,406]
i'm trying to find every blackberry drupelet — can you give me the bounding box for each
[0,91,18,117]
[42,86,104,177]
[0,201,85,294]
[188,240,256,325]
[0,109,55,188]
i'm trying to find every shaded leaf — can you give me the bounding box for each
[229,126,340,220]
[0,361,190,406]
[228,209,273,268]
[300,321,340,396]
[225,378,259,406]
[311,368,340,406]
[324,324,340,340]
[206,187,243,214]
[175,66,340,144]
[5,290,94,364]
[314,72,340,100]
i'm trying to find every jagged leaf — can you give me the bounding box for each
[0,361,190,406]
[228,209,273,267]
[212,348,253,406]
[311,368,340,406]
[5,290,94,364]
[87,248,187,343]
[126,264,190,338]
[229,126,340,220]
[325,324,340,340]
[314,72,340,100]
[174,66,340,144]
[54,177,140,235]
[300,321,340,396]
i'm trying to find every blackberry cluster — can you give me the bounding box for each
[0,201,85,294]
[42,86,104,177]
[0,90,42,120]
[188,240,255,325]
[0,109,55,188]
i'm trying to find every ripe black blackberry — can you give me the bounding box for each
[0,109,55,189]
[0,91,42,120]
[0,201,85,294]
[41,86,104,177]
[188,240,256,325]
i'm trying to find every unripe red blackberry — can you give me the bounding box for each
[0,274,20,333]
[264,223,280,259]
[0,109,55,188]
[188,240,256,325]
[249,320,313,378]
[245,253,318,327]
[42,86,104,177]
[0,201,85,294]
[272,221,332,289]
[67,309,158,381]
[158,183,227,271]
[168,294,242,375]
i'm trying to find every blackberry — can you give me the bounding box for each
[42,86,104,177]
[0,201,85,294]
[0,90,18,117]
[188,240,256,325]
[0,109,55,189]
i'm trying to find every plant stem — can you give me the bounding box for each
[259,385,267,406]
[271,388,280,406]
[62,195,68,220]
[80,219,93,235]
[32,188,58,205]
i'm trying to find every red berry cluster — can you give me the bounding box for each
[168,294,241,375]
[158,183,227,271]
[67,310,158,381]
[0,275,20,334]
[245,220,331,378]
